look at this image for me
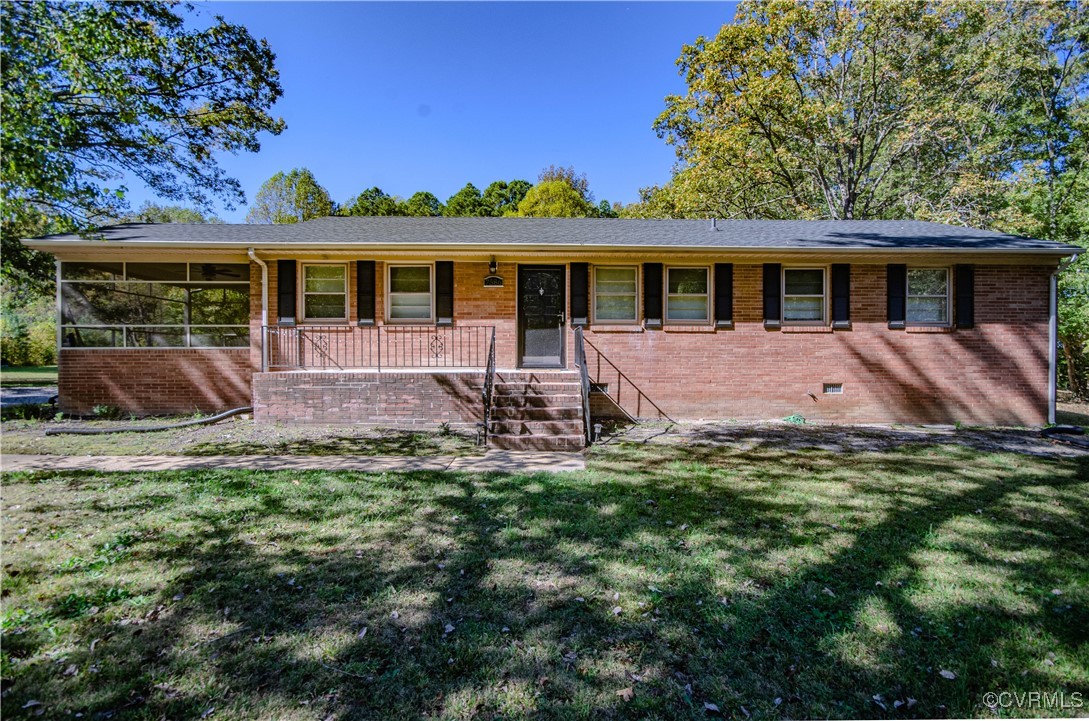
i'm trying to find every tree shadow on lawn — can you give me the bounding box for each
[184,427,482,457]
[3,444,1087,720]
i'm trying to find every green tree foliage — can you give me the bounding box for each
[511,180,595,218]
[246,169,332,224]
[122,202,224,224]
[402,191,445,217]
[538,165,594,204]
[343,187,404,217]
[2,1,285,285]
[482,180,533,217]
[1,279,55,366]
[646,0,1088,395]
[443,183,490,217]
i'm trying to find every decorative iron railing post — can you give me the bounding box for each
[482,327,497,444]
[573,326,592,446]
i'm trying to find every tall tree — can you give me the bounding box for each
[246,169,332,224]
[443,183,490,217]
[511,180,595,218]
[482,180,533,217]
[343,187,404,216]
[652,1,1013,221]
[538,165,594,204]
[402,191,445,217]
[2,1,284,284]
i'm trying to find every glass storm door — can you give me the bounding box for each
[518,266,566,368]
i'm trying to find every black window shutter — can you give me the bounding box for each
[277,260,296,325]
[570,262,589,326]
[887,264,907,329]
[435,261,454,326]
[356,260,375,325]
[955,264,974,329]
[714,263,733,328]
[643,262,663,328]
[831,263,851,328]
[763,263,781,328]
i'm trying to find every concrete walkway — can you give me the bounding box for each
[1,386,57,408]
[0,450,585,474]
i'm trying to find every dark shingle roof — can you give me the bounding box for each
[23,217,1081,253]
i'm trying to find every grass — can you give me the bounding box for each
[0,365,57,387]
[1,439,1086,719]
[0,419,482,457]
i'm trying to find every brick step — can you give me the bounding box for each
[494,372,580,383]
[488,434,586,451]
[492,394,582,408]
[490,419,585,436]
[491,406,582,421]
[494,382,581,395]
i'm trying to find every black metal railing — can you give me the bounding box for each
[263,325,494,371]
[573,326,593,446]
[582,334,674,422]
[482,327,497,443]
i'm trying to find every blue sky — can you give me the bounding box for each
[132,2,736,221]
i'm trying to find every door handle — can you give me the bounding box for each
[559,311,566,325]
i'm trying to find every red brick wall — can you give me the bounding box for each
[253,371,484,425]
[58,349,252,416]
[582,264,1051,426]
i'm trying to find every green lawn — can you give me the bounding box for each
[2,440,1086,719]
[0,365,57,387]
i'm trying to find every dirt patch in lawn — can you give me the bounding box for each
[0,416,483,456]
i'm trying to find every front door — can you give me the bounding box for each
[518,265,566,368]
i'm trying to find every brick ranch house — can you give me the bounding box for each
[24,217,1081,449]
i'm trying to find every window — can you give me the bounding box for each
[302,264,348,321]
[593,266,638,323]
[59,262,250,348]
[665,267,710,322]
[388,265,433,321]
[906,268,949,324]
[783,268,826,323]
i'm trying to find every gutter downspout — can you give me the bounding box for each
[1049,255,1077,425]
[248,248,269,372]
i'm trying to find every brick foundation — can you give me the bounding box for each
[253,371,485,425]
[58,348,252,416]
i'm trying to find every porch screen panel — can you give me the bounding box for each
[60,262,250,349]
[763,263,782,327]
[887,264,907,329]
[831,264,851,327]
[714,263,733,327]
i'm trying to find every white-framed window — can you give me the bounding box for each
[906,267,950,325]
[782,267,826,323]
[301,263,348,321]
[666,266,710,323]
[593,266,639,323]
[387,264,434,322]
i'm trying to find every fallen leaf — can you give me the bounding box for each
[390,611,399,620]
[939,669,956,680]
[617,687,634,701]
[22,700,42,709]
[201,708,215,719]
[907,698,917,708]
[873,694,887,710]
[612,606,623,616]
[822,587,836,597]
[501,626,510,633]
[704,702,721,714]
[63,664,78,676]
[357,626,367,639]
[1051,589,1063,595]
[444,624,455,635]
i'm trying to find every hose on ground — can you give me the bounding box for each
[45,407,253,435]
